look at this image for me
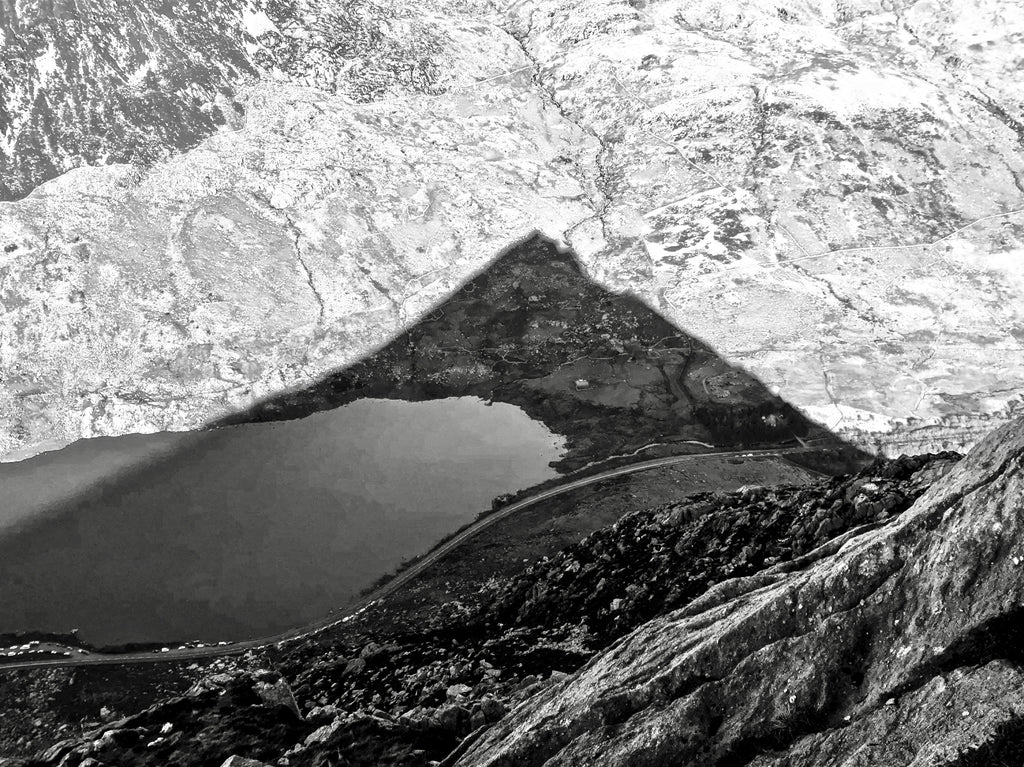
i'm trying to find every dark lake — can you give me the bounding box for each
[0,397,565,646]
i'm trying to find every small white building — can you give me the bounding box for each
[574,378,590,390]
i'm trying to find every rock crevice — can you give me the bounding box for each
[283,213,326,332]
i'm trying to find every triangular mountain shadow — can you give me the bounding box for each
[213,232,861,472]
[0,232,869,651]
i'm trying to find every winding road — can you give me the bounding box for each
[0,445,824,672]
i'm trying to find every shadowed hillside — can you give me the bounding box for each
[213,232,850,471]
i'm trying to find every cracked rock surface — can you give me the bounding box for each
[457,415,1024,767]
[2,0,1024,458]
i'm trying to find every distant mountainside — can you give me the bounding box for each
[0,0,452,200]
[1,0,1023,462]
[0,0,254,201]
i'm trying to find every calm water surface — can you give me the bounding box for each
[0,397,564,645]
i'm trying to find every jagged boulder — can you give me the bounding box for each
[220,757,273,767]
[253,674,302,720]
[302,717,345,747]
[457,417,1024,766]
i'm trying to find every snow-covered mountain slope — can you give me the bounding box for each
[0,0,459,201]
[1,0,1022,459]
[0,0,254,201]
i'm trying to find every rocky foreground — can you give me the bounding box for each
[461,418,1024,766]
[3,433,996,766]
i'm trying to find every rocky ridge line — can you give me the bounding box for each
[457,416,1024,766]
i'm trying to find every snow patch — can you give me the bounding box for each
[242,5,285,62]
[243,6,280,37]
[802,403,898,432]
[129,58,158,87]
[790,65,938,118]
[35,42,58,79]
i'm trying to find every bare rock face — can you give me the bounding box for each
[457,415,1024,766]
[2,0,1024,459]
[253,675,302,720]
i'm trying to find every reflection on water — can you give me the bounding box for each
[0,397,565,645]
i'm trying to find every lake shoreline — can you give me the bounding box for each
[0,397,566,648]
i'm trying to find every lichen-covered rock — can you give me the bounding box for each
[456,416,1024,766]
